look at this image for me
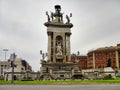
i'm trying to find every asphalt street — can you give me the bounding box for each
[0,84,120,90]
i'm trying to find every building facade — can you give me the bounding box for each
[0,60,10,77]
[40,5,80,80]
[71,54,87,70]
[0,58,32,80]
[87,44,120,72]
[70,44,120,79]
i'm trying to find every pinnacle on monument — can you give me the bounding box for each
[54,5,61,12]
[52,5,63,23]
[44,5,73,28]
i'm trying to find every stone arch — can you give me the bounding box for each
[56,36,63,42]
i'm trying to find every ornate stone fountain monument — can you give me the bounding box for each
[40,5,79,80]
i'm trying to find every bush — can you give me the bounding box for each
[103,74,113,80]
[0,75,4,80]
[21,76,33,81]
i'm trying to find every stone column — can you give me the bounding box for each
[53,33,56,63]
[115,50,119,68]
[93,52,95,69]
[47,31,52,62]
[66,32,71,62]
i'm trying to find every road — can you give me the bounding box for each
[0,84,120,90]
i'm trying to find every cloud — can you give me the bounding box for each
[71,0,120,53]
[0,0,120,71]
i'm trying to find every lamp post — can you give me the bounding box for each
[3,49,9,60]
[10,53,16,84]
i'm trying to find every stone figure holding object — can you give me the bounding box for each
[56,41,62,55]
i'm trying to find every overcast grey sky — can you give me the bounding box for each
[0,0,120,71]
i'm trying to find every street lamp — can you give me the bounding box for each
[10,53,16,84]
[3,49,9,60]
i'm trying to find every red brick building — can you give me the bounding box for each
[71,54,87,70]
[87,44,120,71]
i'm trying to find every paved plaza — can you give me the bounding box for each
[0,84,120,90]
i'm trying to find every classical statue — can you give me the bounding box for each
[66,13,72,24]
[46,11,50,22]
[66,15,70,24]
[60,13,63,21]
[56,41,62,55]
[51,12,54,21]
